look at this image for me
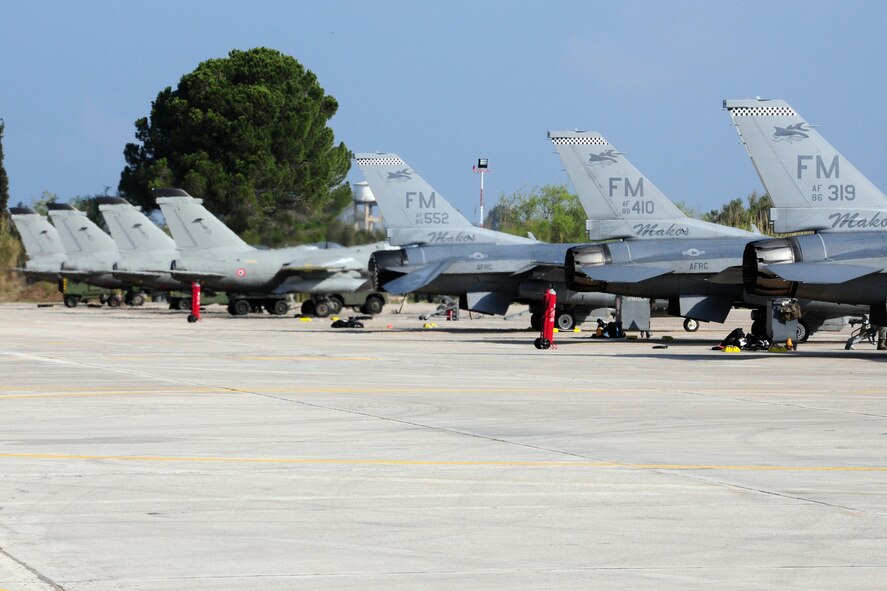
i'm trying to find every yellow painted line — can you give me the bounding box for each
[0,453,885,472]
[240,356,373,361]
[0,388,222,399]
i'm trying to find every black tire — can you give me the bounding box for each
[63,295,79,308]
[534,337,543,349]
[363,295,385,315]
[270,300,289,316]
[540,338,551,350]
[187,314,198,323]
[107,295,122,308]
[683,318,700,332]
[751,318,766,338]
[555,311,576,331]
[530,313,541,330]
[231,299,251,316]
[796,320,810,343]
[301,300,316,316]
[130,293,146,307]
[331,320,346,328]
[327,296,343,315]
[177,298,191,311]
[314,300,331,318]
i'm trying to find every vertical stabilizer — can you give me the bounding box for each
[98,197,176,254]
[725,98,887,232]
[354,153,535,245]
[549,131,755,240]
[9,207,66,261]
[154,189,253,253]
[46,203,119,256]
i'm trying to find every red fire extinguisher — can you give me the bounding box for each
[187,281,201,323]
[534,287,556,349]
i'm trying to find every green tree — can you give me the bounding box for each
[0,119,8,216]
[119,47,352,247]
[703,191,773,234]
[487,184,587,243]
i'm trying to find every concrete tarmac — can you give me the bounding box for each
[1,302,886,590]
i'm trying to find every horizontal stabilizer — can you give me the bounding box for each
[382,259,452,294]
[764,262,882,284]
[707,266,744,284]
[580,265,671,283]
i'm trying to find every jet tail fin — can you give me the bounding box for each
[724,98,887,233]
[548,131,755,240]
[154,189,253,253]
[46,203,119,256]
[354,153,535,245]
[97,197,176,254]
[9,207,66,261]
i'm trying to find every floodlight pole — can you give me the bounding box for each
[472,158,490,228]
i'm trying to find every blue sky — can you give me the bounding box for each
[1,0,885,221]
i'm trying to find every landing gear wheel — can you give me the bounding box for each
[231,299,250,316]
[796,319,810,343]
[177,298,192,311]
[63,295,79,308]
[314,300,331,318]
[129,293,146,307]
[555,311,576,331]
[269,300,290,316]
[751,318,765,338]
[107,295,122,308]
[683,318,700,332]
[362,295,384,315]
[327,296,343,315]
[530,312,541,330]
[301,300,316,317]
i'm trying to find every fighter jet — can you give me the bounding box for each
[154,188,389,317]
[45,202,146,306]
[354,153,615,330]
[724,98,887,325]
[95,196,211,309]
[8,207,66,282]
[550,130,863,339]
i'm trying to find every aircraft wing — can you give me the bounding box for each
[706,266,744,284]
[580,265,672,283]
[169,270,228,282]
[763,262,883,284]
[113,270,165,282]
[278,264,348,276]
[382,259,453,294]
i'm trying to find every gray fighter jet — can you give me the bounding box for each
[45,202,147,306]
[551,130,863,339]
[9,207,66,282]
[154,188,389,317]
[725,98,887,325]
[354,153,615,330]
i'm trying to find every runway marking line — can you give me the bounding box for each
[0,453,885,472]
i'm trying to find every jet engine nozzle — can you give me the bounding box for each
[369,249,408,291]
[742,238,799,296]
[565,244,610,292]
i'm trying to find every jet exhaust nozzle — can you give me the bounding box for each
[369,249,408,291]
[742,238,799,297]
[565,244,610,292]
